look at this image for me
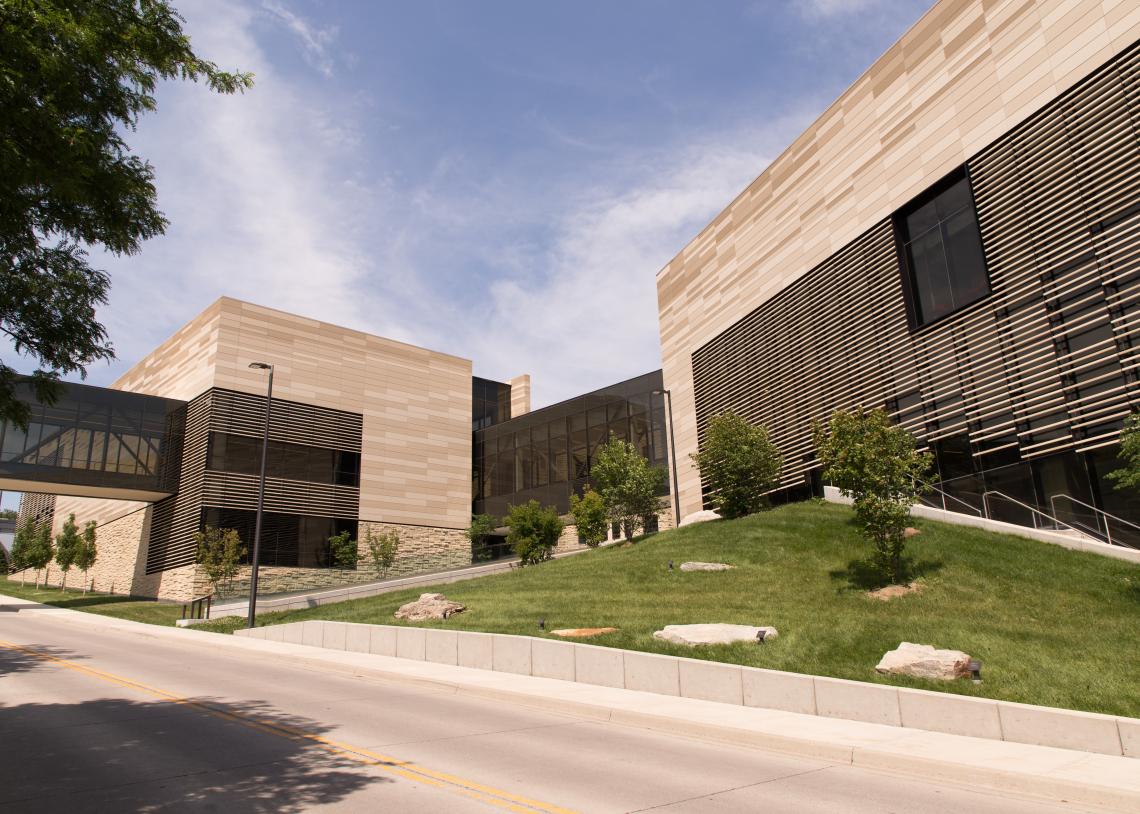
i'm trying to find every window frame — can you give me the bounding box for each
[892,167,992,332]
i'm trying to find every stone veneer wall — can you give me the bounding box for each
[554,504,676,554]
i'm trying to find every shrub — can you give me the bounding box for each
[195,526,245,595]
[506,500,563,565]
[813,407,931,584]
[365,526,399,577]
[1108,412,1140,490]
[466,514,498,562]
[690,411,782,518]
[590,436,665,540]
[569,488,607,547]
[329,530,359,569]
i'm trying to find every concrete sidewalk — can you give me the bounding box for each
[2,593,1137,813]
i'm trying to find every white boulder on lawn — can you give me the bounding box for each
[875,642,972,680]
[653,623,778,646]
[679,561,735,572]
[679,510,721,526]
[394,593,466,621]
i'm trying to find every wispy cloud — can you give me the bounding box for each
[793,0,884,17]
[259,0,338,77]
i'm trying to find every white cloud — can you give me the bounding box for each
[259,0,338,77]
[794,0,883,16]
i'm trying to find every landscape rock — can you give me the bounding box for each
[679,561,735,572]
[875,642,971,680]
[551,627,618,638]
[653,623,778,646]
[679,510,722,527]
[868,581,923,601]
[904,527,921,538]
[394,593,466,621]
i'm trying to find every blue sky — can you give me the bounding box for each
[24,0,934,406]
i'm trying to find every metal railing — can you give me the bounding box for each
[181,593,212,621]
[917,480,984,516]
[1049,494,1140,549]
[981,490,1081,535]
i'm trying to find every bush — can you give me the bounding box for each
[506,500,563,565]
[329,530,359,569]
[569,488,608,547]
[1108,412,1140,490]
[466,514,498,561]
[590,436,665,540]
[690,411,782,518]
[813,407,931,585]
[365,526,399,577]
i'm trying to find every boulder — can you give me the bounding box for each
[551,627,618,638]
[868,581,923,601]
[904,527,921,538]
[394,593,466,621]
[679,510,722,527]
[653,623,778,646]
[679,561,735,572]
[875,642,971,680]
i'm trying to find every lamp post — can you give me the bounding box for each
[653,389,682,528]
[246,362,273,628]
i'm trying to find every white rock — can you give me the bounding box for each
[679,510,722,527]
[875,642,971,680]
[653,623,778,646]
[394,593,466,621]
[679,561,735,572]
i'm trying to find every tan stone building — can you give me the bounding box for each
[658,1,1140,538]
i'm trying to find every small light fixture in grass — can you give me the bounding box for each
[668,559,674,571]
[968,659,982,683]
[538,618,545,630]
[756,630,768,644]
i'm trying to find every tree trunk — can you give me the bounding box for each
[61,570,66,591]
[83,569,89,593]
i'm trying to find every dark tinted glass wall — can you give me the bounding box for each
[473,371,669,518]
[201,507,356,568]
[473,377,511,430]
[206,431,360,486]
[0,379,185,494]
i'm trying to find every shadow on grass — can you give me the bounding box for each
[829,556,944,591]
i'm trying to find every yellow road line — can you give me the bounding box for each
[0,639,578,814]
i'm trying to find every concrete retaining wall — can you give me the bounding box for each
[236,621,1137,759]
[823,486,1140,564]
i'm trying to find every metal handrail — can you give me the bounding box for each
[1049,493,1140,548]
[917,480,984,516]
[181,593,213,621]
[981,490,1080,534]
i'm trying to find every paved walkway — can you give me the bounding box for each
[2,593,1136,812]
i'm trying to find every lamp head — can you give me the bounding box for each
[249,362,272,371]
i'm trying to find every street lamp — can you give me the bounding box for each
[246,361,273,628]
[653,389,682,528]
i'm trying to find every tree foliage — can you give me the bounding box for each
[0,0,253,428]
[690,411,782,519]
[813,407,931,585]
[328,530,359,569]
[9,516,34,582]
[1107,412,1140,491]
[53,513,81,590]
[505,500,563,566]
[25,521,55,588]
[465,513,498,562]
[75,521,98,591]
[569,488,608,548]
[365,527,399,577]
[590,436,665,540]
[195,525,245,595]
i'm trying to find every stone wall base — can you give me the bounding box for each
[555,504,676,554]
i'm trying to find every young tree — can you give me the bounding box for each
[465,514,498,562]
[590,436,666,540]
[506,501,563,566]
[26,522,54,589]
[0,1,252,428]
[365,527,400,578]
[569,488,608,548]
[813,407,932,585]
[328,530,359,569]
[75,521,98,593]
[195,526,245,596]
[54,513,81,591]
[690,411,782,518]
[9,516,35,586]
[1108,412,1140,490]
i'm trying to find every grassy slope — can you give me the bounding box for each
[213,501,1140,717]
[0,581,184,626]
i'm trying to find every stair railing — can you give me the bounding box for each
[1049,494,1140,549]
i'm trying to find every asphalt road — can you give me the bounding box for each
[0,609,1097,813]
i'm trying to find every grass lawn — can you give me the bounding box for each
[204,501,1140,717]
[0,580,185,626]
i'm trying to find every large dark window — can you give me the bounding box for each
[896,172,990,327]
[206,432,360,487]
[201,507,355,568]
